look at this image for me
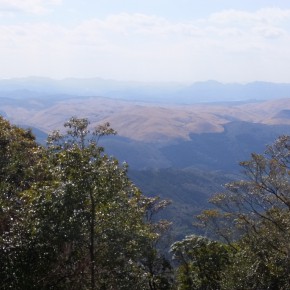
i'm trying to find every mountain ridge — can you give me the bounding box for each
[2,95,290,142]
[2,77,290,103]
[2,83,290,235]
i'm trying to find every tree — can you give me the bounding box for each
[170,235,230,290]
[0,116,51,289]
[141,197,174,290]
[42,117,169,289]
[0,116,43,234]
[0,116,173,290]
[197,135,290,289]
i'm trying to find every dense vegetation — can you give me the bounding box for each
[129,168,233,239]
[2,115,290,289]
[172,135,290,289]
[0,116,172,290]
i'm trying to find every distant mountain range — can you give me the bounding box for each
[2,77,290,236]
[2,77,290,103]
[1,78,290,170]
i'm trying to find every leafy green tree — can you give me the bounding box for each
[0,116,51,289]
[141,197,174,290]
[170,235,230,290]
[45,117,175,289]
[0,116,173,290]
[0,116,43,233]
[197,135,290,289]
[40,117,166,289]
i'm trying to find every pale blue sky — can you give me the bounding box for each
[1,0,290,83]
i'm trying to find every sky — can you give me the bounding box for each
[1,0,290,83]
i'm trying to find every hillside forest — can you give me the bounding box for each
[2,115,290,289]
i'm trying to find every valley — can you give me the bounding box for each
[2,79,290,236]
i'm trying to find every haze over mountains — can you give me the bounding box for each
[2,77,290,103]
[1,78,290,142]
[2,77,290,170]
[2,77,290,235]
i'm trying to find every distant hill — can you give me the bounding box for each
[1,89,290,170]
[2,81,290,237]
[2,92,290,141]
[98,121,290,171]
[128,167,237,238]
[2,77,290,103]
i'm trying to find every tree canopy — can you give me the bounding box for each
[3,114,290,290]
[174,135,290,290]
[0,116,172,290]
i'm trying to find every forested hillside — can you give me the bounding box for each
[0,116,172,289]
[172,135,290,289]
[2,0,290,285]
[3,93,290,238]
[2,115,290,289]
[128,168,234,239]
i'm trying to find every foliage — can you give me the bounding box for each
[0,116,49,289]
[194,135,290,289]
[171,235,231,290]
[8,115,290,290]
[0,116,173,290]
[129,167,233,240]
